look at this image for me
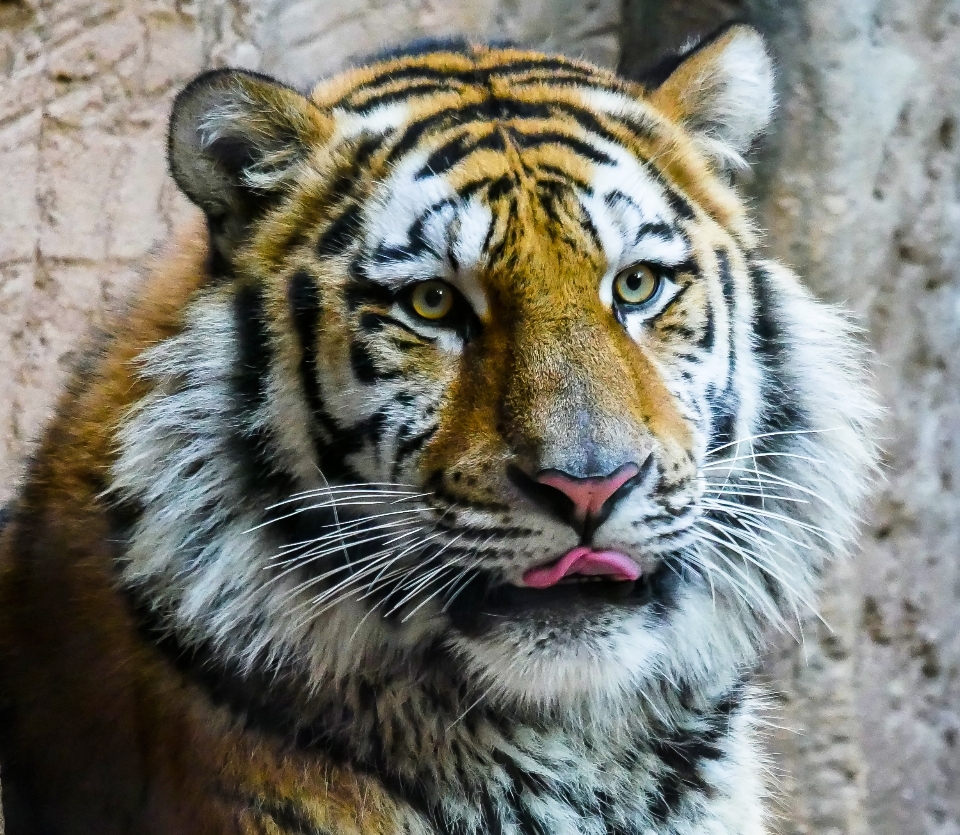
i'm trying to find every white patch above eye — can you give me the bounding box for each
[447,197,492,317]
[575,134,692,314]
[364,151,457,266]
[580,140,690,259]
[361,156,491,320]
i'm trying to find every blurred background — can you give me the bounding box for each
[1,1,958,833]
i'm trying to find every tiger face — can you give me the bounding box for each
[127,27,873,708]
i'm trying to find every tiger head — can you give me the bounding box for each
[128,26,874,709]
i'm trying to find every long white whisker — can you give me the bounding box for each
[269,509,424,559]
[704,426,841,457]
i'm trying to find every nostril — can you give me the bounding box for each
[536,462,640,522]
[506,464,578,525]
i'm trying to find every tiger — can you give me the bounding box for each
[0,24,877,835]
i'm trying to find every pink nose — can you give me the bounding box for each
[536,463,640,522]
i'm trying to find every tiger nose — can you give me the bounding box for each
[536,463,640,523]
[508,459,647,534]
[535,462,640,521]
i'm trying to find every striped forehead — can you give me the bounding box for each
[337,78,691,298]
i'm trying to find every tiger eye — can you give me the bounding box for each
[614,264,661,306]
[410,280,455,321]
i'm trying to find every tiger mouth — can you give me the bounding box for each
[444,566,666,633]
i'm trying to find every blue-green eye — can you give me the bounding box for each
[614,264,661,306]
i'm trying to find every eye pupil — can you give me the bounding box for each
[626,273,643,291]
[424,287,445,309]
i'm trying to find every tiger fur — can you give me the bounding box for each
[0,26,877,835]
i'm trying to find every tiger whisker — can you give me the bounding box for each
[702,497,842,545]
[696,519,819,619]
[704,426,842,457]
[693,534,791,632]
[268,509,424,559]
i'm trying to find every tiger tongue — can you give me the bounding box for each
[522,546,641,589]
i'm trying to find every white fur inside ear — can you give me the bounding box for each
[666,27,776,169]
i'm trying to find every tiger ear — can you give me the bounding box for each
[168,69,328,265]
[647,24,775,169]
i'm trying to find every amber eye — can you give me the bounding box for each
[614,264,661,306]
[410,280,455,321]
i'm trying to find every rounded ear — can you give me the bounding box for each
[648,24,775,169]
[168,69,329,264]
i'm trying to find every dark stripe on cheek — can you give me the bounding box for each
[287,271,325,421]
[231,282,299,499]
[392,424,438,480]
[233,282,272,412]
[350,338,401,383]
[749,262,810,439]
[697,299,716,351]
[706,251,739,449]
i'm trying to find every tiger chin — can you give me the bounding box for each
[0,25,876,835]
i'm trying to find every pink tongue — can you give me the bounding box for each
[522,546,641,589]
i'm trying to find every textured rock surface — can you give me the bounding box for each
[2,1,959,834]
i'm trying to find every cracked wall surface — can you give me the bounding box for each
[2,1,959,834]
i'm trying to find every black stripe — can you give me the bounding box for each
[535,163,590,191]
[339,59,604,110]
[749,262,810,440]
[350,338,397,383]
[417,129,506,179]
[385,100,554,165]
[317,202,363,257]
[314,136,385,259]
[351,80,466,111]
[697,299,716,351]
[230,283,299,503]
[508,128,613,165]
[358,311,421,338]
[647,688,738,823]
[287,271,327,432]
[391,424,438,479]
[345,273,395,310]
[371,198,456,265]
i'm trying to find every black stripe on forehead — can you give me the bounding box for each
[369,198,456,267]
[384,99,554,164]
[337,58,612,109]
[508,128,613,165]
[417,128,506,179]
[602,189,691,248]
